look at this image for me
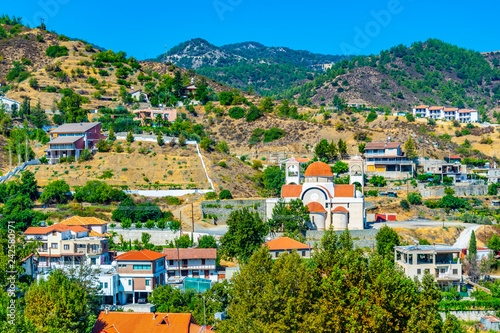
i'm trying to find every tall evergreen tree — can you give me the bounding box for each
[404,136,418,160]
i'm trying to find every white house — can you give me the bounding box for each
[129,89,149,103]
[0,96,21,112]
[412,105,479,123]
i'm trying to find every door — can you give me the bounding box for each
[204,270,209,279]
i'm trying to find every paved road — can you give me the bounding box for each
[453,224,482,248]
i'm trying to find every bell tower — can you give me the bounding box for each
[348,155,364,192]
[285,157,301,185]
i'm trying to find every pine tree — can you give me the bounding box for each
[404,136,418,160]
[337,138,347,158]
[108,127,116,141]
[126,130,134,143]
[178,133,186,146]
[157,132,164,146]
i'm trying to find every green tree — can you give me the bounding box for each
[30,101,49,128]
[466,230,480,282]
[400,199,411,210]
[178,133,186,146]
[19,169,39,201]
[40,179,70,204]
[259,97,274,113]
[375,225,400,260]
[407,192,423,205]
[126,130,134,143]
[406,113,415,122]
[487,234,500,252]
[404,136,418,160]
[337,138,348,158]
[215,140,230,154]
[332,161,348,174]
[268,198,310,233]
[218,91,234,106]
[199,136,213,151]
[198,235,217,248]
[25,270,90,332]
[108,127,116,141]
[219,189,233,200]
[219,208,268,263]
[358,143,366,154]
[157,132,164,146]
[314,139,330,160]
[442,314,466,333]
[263,166,285,196]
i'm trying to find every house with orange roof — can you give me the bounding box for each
[92,311,214,333]
[163,248,218,281]
[24,224,109,269]
[114,249,167,305]
[265,237,312,259]
[266,161,365,231]
[59,216,109,234]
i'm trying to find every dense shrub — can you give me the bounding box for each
[407,192,422,205]
[219,189,233,200]
[228,107,245,119]
[74,181,126,203]
[46,45,69,58]
[263,127,285,143]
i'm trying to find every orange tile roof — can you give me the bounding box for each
[163,248,217,260]
[458,109,478,114]
[265,237,310,251]
[115,249,166,262]
[334,184,355,198]
[89,230,105,237]
[92,312,214,333]
[443,108,458,112]
[295,158,310,163]
[306,202,326,213]
[24,224,88,235]
[60,216,108,226]
[332,206,349,212]
[281,185,303,198]
[414,105,429,109]
[364,142,401,150]
[304,162,333,177]
[429,106,444,111]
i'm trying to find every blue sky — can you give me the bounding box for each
[4,0,500,59]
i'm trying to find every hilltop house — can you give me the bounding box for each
[45,122,106,164]
[266,160,365,231]
[416,158,468,183]
[129,89,149,103]
[24,224,109,269]
[395,245,462,288]
[132,108,177,126]
[92,312,214,333]
[0,96,21,112]
[163,248,218,282]
[364,141,414,179]
[412,105,479,123]
[265,237,312,259]
[114,249,167,305]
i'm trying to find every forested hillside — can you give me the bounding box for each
[150,38,349,96]
[282,39,500,118]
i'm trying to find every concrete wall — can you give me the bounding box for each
[419,184,488,198]
[110,228,215,246]
[304,229,379,249]
[124,189,214,197]
[439,310,496,321]
[200,199,266,224]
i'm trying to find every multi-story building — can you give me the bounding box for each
[0,96,21,112]
[395,245,462,288]
[412,105,479,123]
[114,249,167,304]
[163,248,218,282]
[24,224,109,268]
[364,141,414,179]
[46,122,106,164]
[416,158,468,183]
[132,108,177,126]
[265,237,312,259]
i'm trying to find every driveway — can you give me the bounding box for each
[453,224,482,248]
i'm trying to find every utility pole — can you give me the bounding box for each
[191,202,194,241]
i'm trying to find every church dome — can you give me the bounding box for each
[304,162,333,177]
[307,202,327,213]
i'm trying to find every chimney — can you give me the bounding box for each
[105,308,108,314]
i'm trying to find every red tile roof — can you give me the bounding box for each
[332,206,349,212]
[163,248,217,260]
[115,249,166,262]
[429,106,444,111]
[443,108,458,112]
[458,109,478,114]
[335,184,355,198]
[265,237,310,251]
[306,202,326,213]
[304,162,333,177]
[295,158,310,163]
[24,224,88,235]
[60,216,108,226]
[92,312,214,333]
[414,105,429,109]
[281,185,303,198]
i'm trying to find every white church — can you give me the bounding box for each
[265,157,366,230]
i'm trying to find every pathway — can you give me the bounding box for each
[453,224,482,248]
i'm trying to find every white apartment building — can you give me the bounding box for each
[395,245,462,288]
[412,105,479,123]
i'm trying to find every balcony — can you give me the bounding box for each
[167,264,216,270]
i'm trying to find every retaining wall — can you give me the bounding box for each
[200,199,266,224]
[305,229,379,249]
[439,310,495,321]
[419,184,488,198]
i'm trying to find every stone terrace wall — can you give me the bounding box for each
[200,199,266,225]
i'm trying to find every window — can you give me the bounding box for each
[146,280,150,286]
[118,280,121,286]
[100,282,103,288]
[51,243,58,249]
[128,280,131,286]
[104,282,108,288]
[157,260,164,268]
[417,269,421,275]
[169,260,174,266]
[64,245,70,250]
[52,231,57,236]
[453,269,458,275]
[133,265,151,270]
[201,259,205,265]
[302,251,306,257]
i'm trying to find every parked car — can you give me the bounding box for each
[137,298,146,304]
